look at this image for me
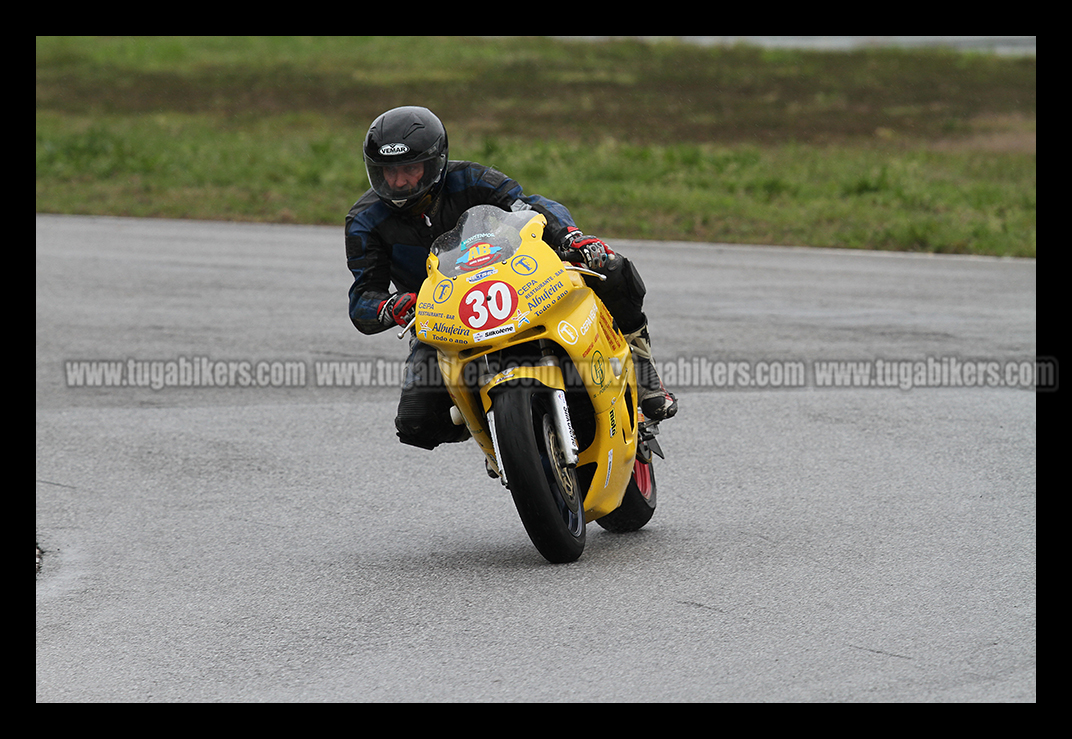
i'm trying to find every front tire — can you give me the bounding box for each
[494,387,585,563]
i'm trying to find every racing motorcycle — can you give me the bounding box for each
[401,204,664,563]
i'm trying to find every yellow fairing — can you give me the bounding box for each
[414,212,637,521]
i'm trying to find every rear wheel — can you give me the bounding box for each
[494,387,585,563]
[595,455,656,533]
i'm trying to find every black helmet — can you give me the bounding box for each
[363,106,449,214]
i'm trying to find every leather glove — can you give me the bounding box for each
[560,229,612,269]
[378,292,417,328]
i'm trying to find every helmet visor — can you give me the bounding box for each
[366,153,446,207]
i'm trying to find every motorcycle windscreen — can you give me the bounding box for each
[432,205,545,278]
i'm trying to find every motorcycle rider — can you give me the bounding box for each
[346,105,677,450]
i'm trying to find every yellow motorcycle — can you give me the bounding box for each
[403,205,664,563]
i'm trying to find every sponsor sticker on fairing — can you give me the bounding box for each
[473,323,517,343]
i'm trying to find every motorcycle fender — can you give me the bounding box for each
[479,364,566,413]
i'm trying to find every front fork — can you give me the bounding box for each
[540,358,579,467]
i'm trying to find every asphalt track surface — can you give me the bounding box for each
[36,215,1036,702]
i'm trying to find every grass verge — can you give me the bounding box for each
[36,36,1036,257]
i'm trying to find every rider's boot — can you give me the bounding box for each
[624,323,678,422]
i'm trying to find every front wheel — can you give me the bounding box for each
[595,456,656,533]
[493,387,585,563]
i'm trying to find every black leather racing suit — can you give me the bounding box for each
[345,160,648,450]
